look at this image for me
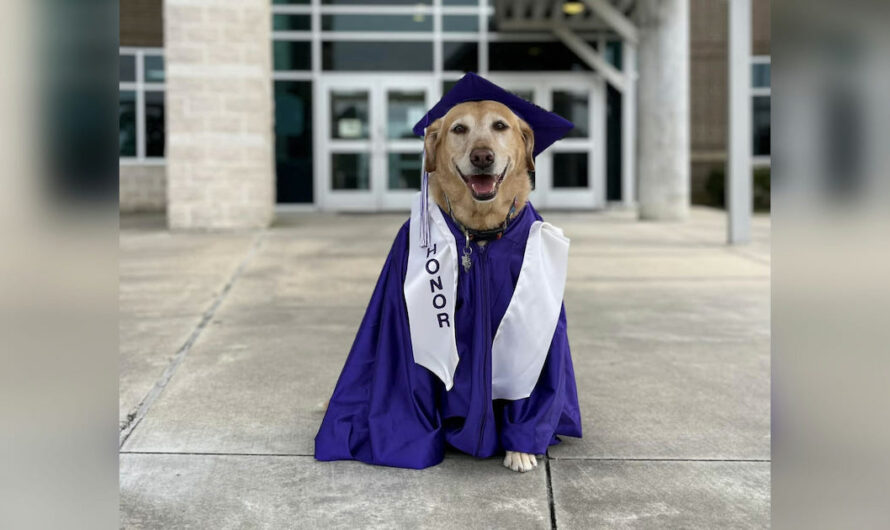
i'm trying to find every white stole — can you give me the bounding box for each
[404,192,569,400]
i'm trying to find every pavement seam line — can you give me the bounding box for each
[118,451,770,463]
[545,451,558,530]
[119,233,265,449]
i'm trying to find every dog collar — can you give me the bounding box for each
[444,195,519,242]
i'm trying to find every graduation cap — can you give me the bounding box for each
[412,73,573,248]
[412,72,574,157]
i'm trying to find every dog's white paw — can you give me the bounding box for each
[503,451,538,473]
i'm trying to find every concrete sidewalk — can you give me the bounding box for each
[119,207,770,529]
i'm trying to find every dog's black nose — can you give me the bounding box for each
[470,148,494,170]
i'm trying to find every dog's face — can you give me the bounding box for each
[423,101,535,230]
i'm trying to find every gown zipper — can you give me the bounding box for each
[476,241,490,454]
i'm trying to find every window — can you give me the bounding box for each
[751,56,771,160]
[119,49,165,162]
[323,41,433,71]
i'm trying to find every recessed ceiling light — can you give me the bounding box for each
[563,1,585,16]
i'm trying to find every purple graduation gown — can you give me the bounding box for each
[314,202,582,469]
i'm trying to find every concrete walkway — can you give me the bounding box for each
[119,207,770,529]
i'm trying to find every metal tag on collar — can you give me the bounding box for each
[461,228,473,272]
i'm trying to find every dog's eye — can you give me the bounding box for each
[493,121,509,131]
[451,124,467,134]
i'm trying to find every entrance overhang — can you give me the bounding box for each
[494,0,638,205]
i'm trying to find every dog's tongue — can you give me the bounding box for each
[468,174,496,195]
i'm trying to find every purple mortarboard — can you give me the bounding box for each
[412,72,574,157]
[412,73,573,248]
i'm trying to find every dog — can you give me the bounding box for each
[423,100,540,473]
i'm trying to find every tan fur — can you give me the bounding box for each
[423,101,535,231]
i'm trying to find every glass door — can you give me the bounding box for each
[319,77,434,211]
[378,79,435,210]
[488,74,605,209]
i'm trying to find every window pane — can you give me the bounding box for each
[489,42,591,71]
[273,14,311,31]
[443,41,478,72]
[443,80,458,94]
[322,14,432,32]
[752,62,771,88]
[331,91,369,139]
[323,0,430,4]
[144,91,165,157]
[510,89,534,101]
[605,40,622,69]
[753,95,770,156]
[323,42,432,71]
[388,91,426,139]
[553,152,589,188]
[273,0,310,4]
[120,54,136,82]
[443,15,478,32]
[332,153,370,190]
[388,153,422,189]
[274,41,311,70]
[144,55,165,83]
[119,90,136,157]
[275,81,314,203]
[552,90,589,138]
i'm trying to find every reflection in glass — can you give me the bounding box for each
[388,153,422,189]
[553,91,588,138]
[145,91,165,157]
[322,14,432,32]
[490,42,591,71]
[553,153,589,188]
[753,96,770,156]
[275,81,314,203]
[604,41,622,69]
[144,55,165,83]
[323,0,430,4]
[510,89,534,102]
[274,41,312,70]
[752,63,771,88]
[388,92,426,139]
[443,42,478,72]
[273,14,311,31]
[119,91,136,157]
[120,54,136,82]
[443,16,478,32]
[331,91,369,139]
[323,41,432,71]
[332,153,370,190]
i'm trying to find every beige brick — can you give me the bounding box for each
[165,0,274,230]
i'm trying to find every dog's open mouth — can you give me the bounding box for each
[456,161,509,201]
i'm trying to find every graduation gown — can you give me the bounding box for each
[314,202,582,469]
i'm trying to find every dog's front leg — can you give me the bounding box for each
[503,451,538,473]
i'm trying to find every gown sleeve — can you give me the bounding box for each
[314,222,446,469]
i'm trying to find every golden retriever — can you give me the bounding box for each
[423,100,535,232]
[422,100,541,473]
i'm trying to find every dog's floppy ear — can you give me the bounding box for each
[519,118,535,172]
[423,118,443,172]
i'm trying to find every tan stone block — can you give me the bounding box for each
[187,26,223,44]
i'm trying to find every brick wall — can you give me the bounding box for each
[120,165,166,212]
[121,0,163,47]
[164,0,275,229]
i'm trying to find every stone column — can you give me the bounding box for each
[165,0,274,229]
[635,0,690,220]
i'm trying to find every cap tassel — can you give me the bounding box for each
[419,147,431,248]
